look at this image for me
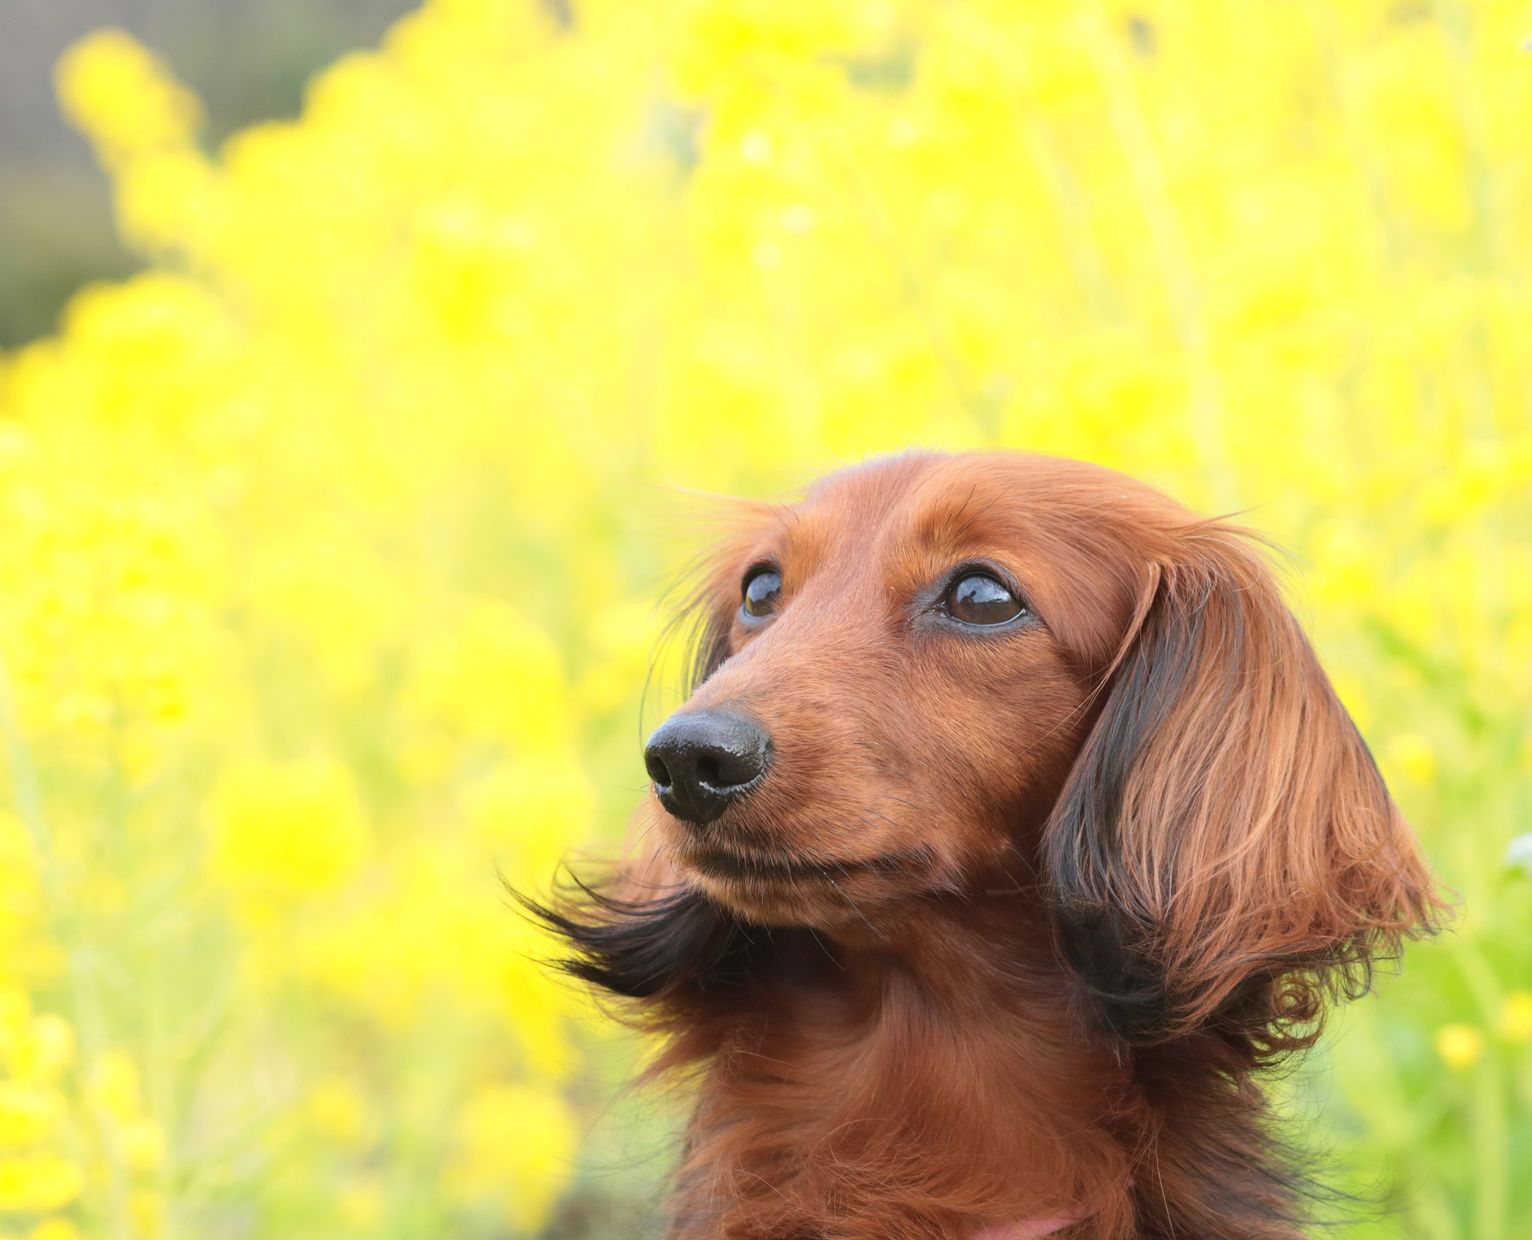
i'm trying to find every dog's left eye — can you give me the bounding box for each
[944,573,1026,625]
[742,567,782,619]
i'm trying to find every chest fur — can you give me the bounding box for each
[667,988,1122,1240]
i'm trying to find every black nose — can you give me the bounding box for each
[644,709,772,825]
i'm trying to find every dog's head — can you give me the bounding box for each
[558,452,1441,1052]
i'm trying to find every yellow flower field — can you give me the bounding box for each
[0,1,1528,1236]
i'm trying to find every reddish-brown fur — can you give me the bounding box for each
[532,452,1443,1239]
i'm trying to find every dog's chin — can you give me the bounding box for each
[675,843,918,929]
[688,871,825,926]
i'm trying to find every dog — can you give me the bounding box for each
[531,451,1441,1239]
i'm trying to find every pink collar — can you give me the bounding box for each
[973,1202,1092,1238]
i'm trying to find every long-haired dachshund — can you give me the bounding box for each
[532,452,1442,1239]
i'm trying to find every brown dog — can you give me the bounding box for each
[532,452,1441,1239]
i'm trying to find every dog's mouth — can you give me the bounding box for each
[678,844,922,885]
[674,840,941,931]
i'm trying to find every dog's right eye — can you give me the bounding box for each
[741,567,782,620]
[944,572,1027,626]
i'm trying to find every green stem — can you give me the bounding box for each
[0,649,132,1239]
[1473,1052,1507,1240]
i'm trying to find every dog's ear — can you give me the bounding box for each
[519,854,760,1007]
[1044,525,1443,1058]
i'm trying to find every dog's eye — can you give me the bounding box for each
[944,573,1026,625]
[742,567,782,620]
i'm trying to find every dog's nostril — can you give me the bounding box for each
[695,753,723,788]
[642,709,773,826]
[644,752,673,788]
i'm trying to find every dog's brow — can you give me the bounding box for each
[903,482,1001,561]
[749,499,835,579]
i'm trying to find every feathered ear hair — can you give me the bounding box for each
[518,873,764,1004]
[521,532,762,1019]
[1044,523,1444,1061]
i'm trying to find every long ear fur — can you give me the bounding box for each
[517,872,764,1004]
[1045,523,1443,1059]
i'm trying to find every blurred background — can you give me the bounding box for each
[0,1,1528,1237]
[0,1,416,346]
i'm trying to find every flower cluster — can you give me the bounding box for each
[0,0,1528,1234]
[0,992,166,1240]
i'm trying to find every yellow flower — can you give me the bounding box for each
[1500,992,1532,1042]
[407,603,575,754]
[463,757,594,880]
[444,1083,576,1231]
[206,757,370,905]
[84,1051,141,1125]
[129,1189,162,1235]
[54,31,202,165]
[0,994,30,1047]
[0,1155,83,1212]
[337,1177,384,1230]
[1384,733,1437,787]
[1435,1024,1485,1071]
[116,148,219,254]
[119,1117,166,1174]
[0,1085,58,1149]
[20,1019,75,1086]
[303,1077,370,1148]
[1,1014,75,1087]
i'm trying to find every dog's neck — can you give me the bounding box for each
[658,898,1309,1240]
[658,902,1127,1238]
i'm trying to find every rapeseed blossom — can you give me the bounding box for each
[0,0,1528,1234]
[207,757,371,912]
[1435,1024,1487,1072]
